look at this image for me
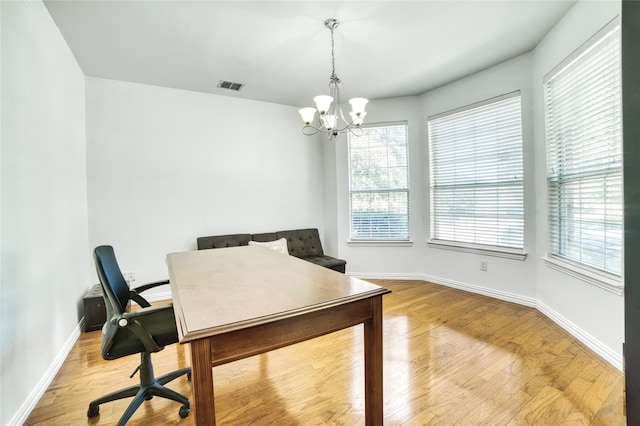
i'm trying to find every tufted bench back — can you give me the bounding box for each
[197,234,252,250]
[276,228,324,257]
[196,228,345,272]
[252,232,278,243]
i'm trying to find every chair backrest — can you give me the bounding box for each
[94,245,130,316]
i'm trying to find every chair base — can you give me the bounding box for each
[88,352,191,426]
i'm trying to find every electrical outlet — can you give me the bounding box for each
[480,261,488,271]
[123,271,136,286]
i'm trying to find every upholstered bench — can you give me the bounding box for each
[196,228,346,273]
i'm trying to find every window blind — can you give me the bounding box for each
[545,20,622,277]
[348,122,409,240]
[429,92,524,250]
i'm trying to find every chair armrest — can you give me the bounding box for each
[130,279,171,308]
[119,303,173,321]
[113,304,174,353]
[133,279,170,294]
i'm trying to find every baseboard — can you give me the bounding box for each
[348,272,426,281]
[350,271,537,307]
[12,290,171,424]
[349,271,622,371]
[8,318,85,426]
[421,273,538,307]
[143,290,172,302]
[536,301,623,370]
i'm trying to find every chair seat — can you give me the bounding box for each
[103,305,180,360]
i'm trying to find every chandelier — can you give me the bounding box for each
[298,19,369,140]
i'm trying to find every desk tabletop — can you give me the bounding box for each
[166,246,390,342]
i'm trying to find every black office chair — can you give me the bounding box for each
[87,245,191,425]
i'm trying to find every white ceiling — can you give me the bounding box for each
[44,0,576,107]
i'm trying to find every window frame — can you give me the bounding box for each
[427,91,526,260]
[347,121,411,243]
[543,17,623,291]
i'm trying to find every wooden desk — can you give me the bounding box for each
[166,246,390,425]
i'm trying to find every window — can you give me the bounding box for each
[544,19,622,280]
[428,92,524,254]
[348,122,409,240]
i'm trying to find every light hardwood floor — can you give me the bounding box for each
[25,280,625,425]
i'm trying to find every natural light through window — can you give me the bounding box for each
[544,19,622,281]
[348,122,409,241]
[428,92,524,254]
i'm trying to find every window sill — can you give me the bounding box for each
[427,240,527,260]
[348,240,413,247]
[542,256,623,296]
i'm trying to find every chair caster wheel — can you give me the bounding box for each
[187,371,192,381]
[87,404,99,418]
[179,405,190,418]
[145,395,153,400]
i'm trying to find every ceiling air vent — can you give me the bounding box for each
[217,80,244,91]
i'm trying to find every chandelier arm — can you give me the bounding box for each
[337,105,349,127]
[332,121,351,133]
[345,126,365,138]
[329,77,350,128]
[302,125,323,136]
[332,121,364,135]
[303,124,351,137]
[334,93,350,126]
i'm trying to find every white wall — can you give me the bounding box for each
[0,1,90,424]
[332,0,623,367]
[86,77,325,287]
[532,0,623,364]
[419,53,538,301]
[334,96,431,276]
[335,55,538,303]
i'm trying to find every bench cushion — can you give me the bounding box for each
[304,255,346,273]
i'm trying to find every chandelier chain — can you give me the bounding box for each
[330,26,337,80]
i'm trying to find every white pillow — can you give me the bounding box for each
[248,238,289,255]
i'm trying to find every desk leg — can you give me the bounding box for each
[190,339,216,426]
[364,296,384,426]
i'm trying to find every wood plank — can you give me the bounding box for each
[24,280,626,425]
[167,246,389,341]
[190,339,216,425]
[364,296,383,426]
[209,298,374,366]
